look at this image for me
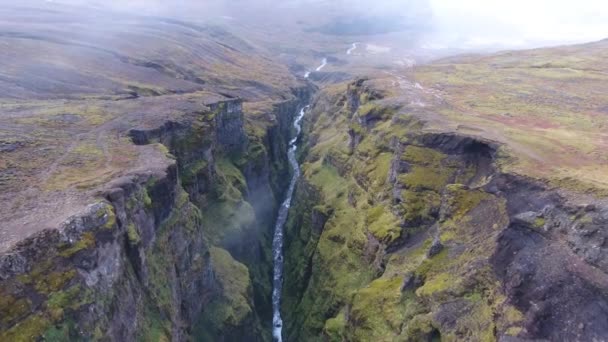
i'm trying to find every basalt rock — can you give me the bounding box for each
[0,86,314,341]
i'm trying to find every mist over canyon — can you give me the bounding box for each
[1,1,608,341]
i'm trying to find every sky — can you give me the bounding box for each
[428,0,608,49]
[22,0,608,50]
[275,0,608,49]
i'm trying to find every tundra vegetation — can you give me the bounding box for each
[1,2,608,342]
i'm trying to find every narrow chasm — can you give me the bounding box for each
[0,88,312,341]
[132,91,314,341]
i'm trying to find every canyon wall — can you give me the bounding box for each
[282,79,608,341]
[0,87,312,341]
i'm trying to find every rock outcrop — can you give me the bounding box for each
[281,79,608,342]
[0,86,313,341]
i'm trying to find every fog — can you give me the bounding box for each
[428,0,608,50]
[12,0,608,51]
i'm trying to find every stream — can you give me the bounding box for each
[347,42,359,55]
[272,59,325,342]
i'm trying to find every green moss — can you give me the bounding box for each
[399,166,451,192]
[182,160,209,187]
[402,315,439,342]
[440,229,457,242]
[533,217,546,229]
[127,224,141,245]
[366,206,401,243]
[506,327,523,336]
[0,294,31,325]
[349,277,406,340]
[364,152,392,190]
[215,158,247,203]
[308,164,348,204]
[138,302,172,342]
[0,313,51,342]
[414,248,449,279]
[504,305,524,325]
[45,288,88,329]
[34,270,77,294]
[143,189,153,209]
[456,296,497,342]
[445,185,488,221]
[357,103,394,121]
[323,310,347,342]
[155,143,173,159]
[202,200,255,244]
[358,103,379,117]
[96,204,117,230]
[416,273,453,297]
[401,190,442,225]
[43,323,70,341]
[59,232,96,258]
[401,146,446,166]
[195,247,253,339]
[349,121,365,136]
[145,239,175,314]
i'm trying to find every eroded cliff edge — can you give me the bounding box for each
[282,79,608,341]
[0,86,313,341]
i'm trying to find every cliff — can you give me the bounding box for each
[0,87,313,341]
[282,78,608,341]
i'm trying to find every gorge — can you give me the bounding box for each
[2,2,608,342]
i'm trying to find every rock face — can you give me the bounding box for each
[281,79,608,341]
[209,99,249,153]
[0,87,313,341]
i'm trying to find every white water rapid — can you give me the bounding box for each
[271,106,308,342]
[273,59,327,342]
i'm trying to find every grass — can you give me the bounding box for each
[366,205,401,243]
[412,40,608,193]
[285,75,529,340]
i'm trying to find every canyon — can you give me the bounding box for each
[2,2,608,342]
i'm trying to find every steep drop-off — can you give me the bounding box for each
[0,86,313,341]
[282,79,608,341]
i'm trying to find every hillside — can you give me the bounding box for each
[0,3,301,252]
[282,39,608,341]
[0,3,307,341]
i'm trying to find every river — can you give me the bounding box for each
[272,59,325,342]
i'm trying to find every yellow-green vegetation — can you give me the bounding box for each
[415,272,454,298]
[215,158,248,203]
[127,223,141,245]
[349,277,405,340]
[412,40,608,193]
[366,206,401,243]
[0,282,93,341]
[284,78,526,341]
[100,204,118,229]
[209,247,253,325]
[399,146,452,192]
[323,310,347,341]
[194,247,254,340]
[0,294,31,326]
[533,217,546,229]
[444,184,488,221]
[59,232,96,258]
[401,190,441,225]
[199,157,255,244]
[0,313,51,342]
